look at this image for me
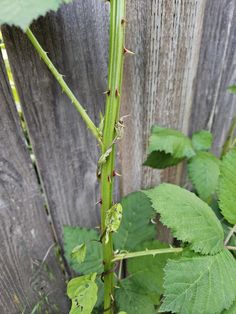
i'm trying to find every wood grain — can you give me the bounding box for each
[1,2,236,302]
[189,0,236,155]
[2,0,110,247]
[120,0,206,194]
[0,53,68,313]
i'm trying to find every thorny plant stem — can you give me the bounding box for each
[100,1,126,313]
[224,224,236,245]
[221,116,236,158]
[25,28,103,147]
[26,3,127,312]
[112,247,183,262]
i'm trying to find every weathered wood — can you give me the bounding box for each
[1,0,236,283]
[2,0,110,247]
[189,0,236,155]
[120,0,206,194]
[0,53,68,313]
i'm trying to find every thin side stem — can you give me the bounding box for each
[118,260,123,280]
[25,28,103,147]
[225,246,236,251]
[100,1,126,313]
[112,247,183,262]
[221,116,236,158]
[224,224,236,245]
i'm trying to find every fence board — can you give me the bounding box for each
[2,0,110,247]
[1,0,236,278]
[0,54,68,313]
[189,0,236,154]
[120,0,206,194]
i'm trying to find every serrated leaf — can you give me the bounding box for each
[143,151,182,169]
[64,227,102,274]
[160,250,236,314]
[0,0,72,30]
[115,277,157,314]
[187,151,220,201]
[67,273,98,314]
[144,184,224,255]
[113,192,156,251]
[218,149,236,224]
[191,130,213,151]
[71,244,86,265]
[144,125,195,169]
[227,85,236,94]
[127,240,178,296]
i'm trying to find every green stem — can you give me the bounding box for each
[25,28,103,147]
[221,116,236,158]
[112,247,183,262]
[224,224,236,245]
[225,246,236,251]
[100,1,126,313]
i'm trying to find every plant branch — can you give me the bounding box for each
[225,246,236,251]
[112,247,183,262]
[25,28,103,147]
[100,1,126,313]
[224,224,236,245]
[221,116,236,158]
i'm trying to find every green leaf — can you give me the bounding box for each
[67,273,98,314]
[187,151,220,201]
[143,151,182,169]
[0,0,72,30]
[227,85,236,94]
[64,227,103,274]
[113,192,156,251]
[144,184,224,255]
[71,244,86,265]
[127,240,178,296]
[218,149,236,224]
[191,130,213,151]
[223,300,236,314]
[144,125,195,169]
[116,277,157,314]
[160,250,236,314]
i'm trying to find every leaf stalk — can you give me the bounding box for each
[112,247,183,262]
[25,28,103,147]
[224,224,236,245]
[221,116,236,158]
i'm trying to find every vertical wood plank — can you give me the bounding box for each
[2,0,110,246]
[0,53,68,313]
[189,0,236,154]
[120,0,206,194]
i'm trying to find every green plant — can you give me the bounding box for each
[1,1,236,314]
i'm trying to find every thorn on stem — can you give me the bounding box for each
[95,198,103,205]
[108,175,111,183]
[112,170,121,177]
[103,90,111,96]
[121,18,127,25]
[115,89,120,97]
[124,47,135,55]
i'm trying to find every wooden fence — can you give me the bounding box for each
[0,0,235,312]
